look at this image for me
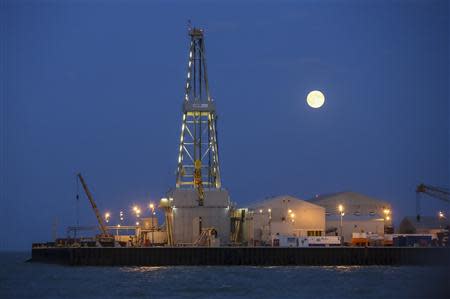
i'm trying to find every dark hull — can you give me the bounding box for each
[31,247,450,266]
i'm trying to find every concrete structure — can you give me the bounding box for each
[167,189,231,245]
[310,192,392,243]
[244,195,325,245]
[399,216,449,236]
[32,246,450,266]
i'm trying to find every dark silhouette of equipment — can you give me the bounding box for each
[416,183,450,222]
[77,173,115,246]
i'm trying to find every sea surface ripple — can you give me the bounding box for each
[0,252,448,299]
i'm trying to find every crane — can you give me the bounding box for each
[415,183,450,222]
[77,173,115,246]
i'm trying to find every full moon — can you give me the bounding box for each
[306,90,325,108]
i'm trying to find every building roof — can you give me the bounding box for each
[248,195,324,210]
[400,216,449,230]
[309,191,390,207]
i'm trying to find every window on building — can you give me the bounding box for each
[307,230,322,236]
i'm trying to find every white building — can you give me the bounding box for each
[310,191,392,243]
[243,195,325,246]
[167,188,231,245]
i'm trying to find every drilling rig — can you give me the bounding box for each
[163,26,231,246]
[175,26,221,205]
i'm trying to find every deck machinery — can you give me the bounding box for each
[162,27,231,246]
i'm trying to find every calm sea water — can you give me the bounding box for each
[0,252,448,299]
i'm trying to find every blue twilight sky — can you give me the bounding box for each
[1,0,449,250]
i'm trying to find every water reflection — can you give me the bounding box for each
[120,266,166,273]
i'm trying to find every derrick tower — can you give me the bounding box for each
[175,27,221,201]
[165,26,231,245]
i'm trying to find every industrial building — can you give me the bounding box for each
[166,189,231,245]
[243,195,325,245]
[310,192,392,243]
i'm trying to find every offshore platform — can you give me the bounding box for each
[30,26,450,266]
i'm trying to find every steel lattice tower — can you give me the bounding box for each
[175,27,221,196]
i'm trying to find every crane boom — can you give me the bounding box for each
[77,173,109,236]
[416,184,450,203]
[416,183,450,221]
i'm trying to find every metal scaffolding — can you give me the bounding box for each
[175,27,221,195]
